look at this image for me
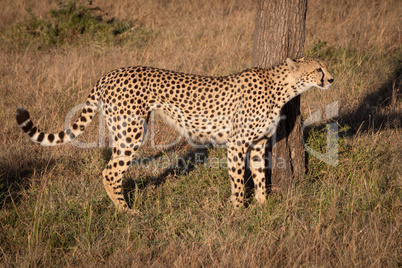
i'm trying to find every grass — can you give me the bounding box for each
[0,0,401,266]
[3,1,154,51]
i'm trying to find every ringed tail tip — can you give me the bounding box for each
[16,107,30,125]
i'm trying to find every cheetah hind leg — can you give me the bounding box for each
[102,146,141,214]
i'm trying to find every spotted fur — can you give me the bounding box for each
[16,57,334,213]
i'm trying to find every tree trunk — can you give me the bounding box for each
[251,0,308,191]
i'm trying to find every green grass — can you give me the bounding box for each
[1,0,154,50]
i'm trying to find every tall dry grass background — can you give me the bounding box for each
[0,0,401,266]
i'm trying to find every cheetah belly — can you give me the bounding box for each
[154,109,231,145]
[241,113,282,143]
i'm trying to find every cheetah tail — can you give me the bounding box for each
[16,98,98,147]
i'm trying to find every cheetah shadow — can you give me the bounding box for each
[0,156,57,206]
[339,64,401,135]
[104,141,210,206]
[303,62,401,139]
[121,145,266,208]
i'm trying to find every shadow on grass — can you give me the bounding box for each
[303,62,401,144]
[0,156,57,207]
[105,141,210,207]
[341,63,401,135]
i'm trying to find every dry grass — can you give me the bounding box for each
[0,0,401,267]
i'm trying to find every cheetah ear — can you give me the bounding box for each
[286,58,299,72]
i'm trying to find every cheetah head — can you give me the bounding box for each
[286,57,334,90]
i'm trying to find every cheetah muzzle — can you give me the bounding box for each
[16,57,334,213]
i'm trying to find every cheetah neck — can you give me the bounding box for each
[262,64,312,108]
[247,64,314,138]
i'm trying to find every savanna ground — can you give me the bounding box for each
[0,0,401,266]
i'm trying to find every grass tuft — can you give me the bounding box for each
[1,0,155,50]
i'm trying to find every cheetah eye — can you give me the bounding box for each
[316,68,323,73]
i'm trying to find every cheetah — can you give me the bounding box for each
[16,57,334,213]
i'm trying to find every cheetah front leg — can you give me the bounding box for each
[249,139,268,205]
[227,141,247,208]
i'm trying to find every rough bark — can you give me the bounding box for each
[251,0,308,191]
